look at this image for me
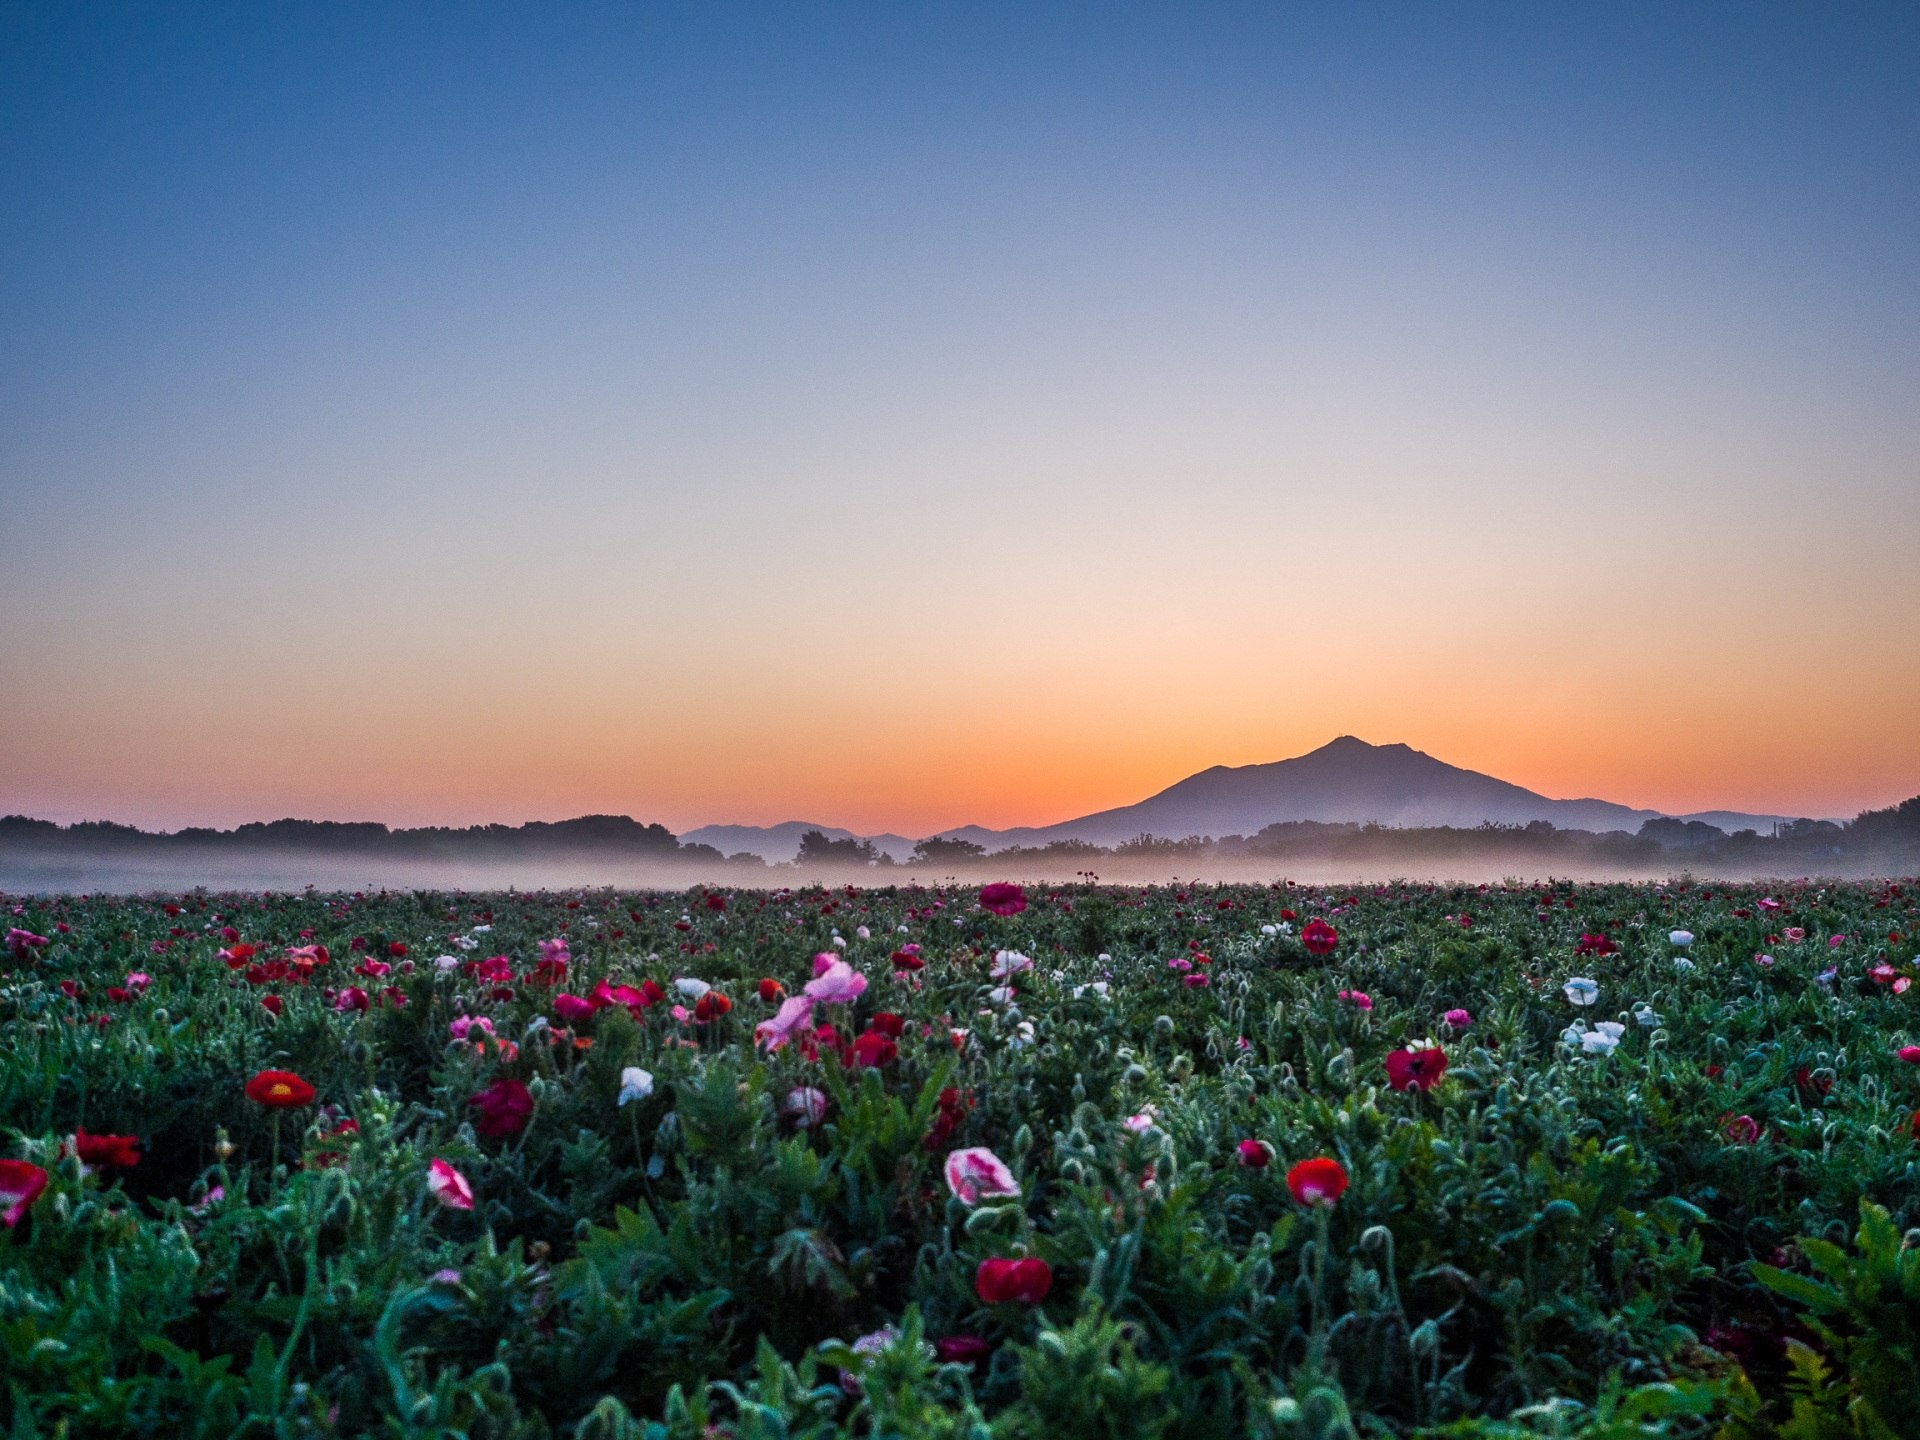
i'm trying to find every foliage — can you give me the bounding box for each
[0,873,1917,1436]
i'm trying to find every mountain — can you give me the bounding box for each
[677,822,918,866]
[927,737,1667,850]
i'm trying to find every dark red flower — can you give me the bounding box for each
[246,1070,317,1108]
[260,994,284,1016]
[470,1079,534,1137]
[693,991,731,1023]
[936,1335,992,1367]
[890,949,925,971]
[758,978,785,1002]
[1236,1138,1273,1168]
[979,884,1027,917]
[868,1012,906,1038]
[388,942,408,958]
[975,1256,1052,1305]
[1300,919,1337,956]
[1279,908,1298,922]
[705,893,727,911]
[106,987,132,1004]
[75,1129,139,1170]
[1385,1047,1447,1092]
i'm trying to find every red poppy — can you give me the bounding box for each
[1300,919,1338,956]
[246,1070,317,1108]
[975,1256,1052,1305]
[1279,908,1298,922]
[1236,1138,1273,1168]
[261,994,284,1016]
[890,949,926,971]
[758,978,785,1002]
[868,1012,906,1038]
[1723,1114,1761,1144]
[705,893,727,911]
[850,1032,897,1068]
[470,1079,534,1137]
[0,1160,49,1227]
[640,979,666,1007]
[979,884,1027,917]
[334,986,370,1013]
[381,986,408,1008]
[693,991,731,1024]
[1286,1156,1348,1206]
[388,942,408,958]
[1385,1047,1447,1092]
[75,1129,139,1170]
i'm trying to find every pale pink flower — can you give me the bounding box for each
[537,938,570,963]
[427,1158,474,1210]
[805,960,867,1004]
[784,1086,828,1127]
[944,1146,1020,1206]
[812,952,840,977]
[449,1015,494,1042]
[755,994,817,1050]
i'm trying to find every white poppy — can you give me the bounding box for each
[674,977,711,1000]
[855,926,870,940]
[1669,930,1694,947]
[1563,977,1600,1007]
[618,1068,654,1105]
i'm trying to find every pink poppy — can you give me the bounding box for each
[755,994,817,1050]
[427,1158,474,1210]
[804,960,867,1004]
[975,1256,1050,1304]
[1385,1047,1447,1091]
[1236,1139,1273,1168]
[0,1160,48,1227]
[1337,990,1372,1010]
[553,994,597,1024]
[944,1147,1020,1205]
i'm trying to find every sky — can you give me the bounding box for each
[3,3,1918,837]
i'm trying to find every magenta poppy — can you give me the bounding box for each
[1301,919,1338,955]
[470,1079,534,1137]
[979,884,1027,917]
[975,1256,1052,1304]
[1385,1047,1447,1091]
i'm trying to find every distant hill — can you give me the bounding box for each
[928,736,1668,850]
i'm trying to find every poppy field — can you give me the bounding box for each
[3,873,1920,1439]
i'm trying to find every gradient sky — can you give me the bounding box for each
[4,4,1918,836]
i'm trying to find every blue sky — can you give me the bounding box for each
[3,4,1917,832]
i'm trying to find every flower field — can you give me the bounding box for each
[3,875,1919,1438]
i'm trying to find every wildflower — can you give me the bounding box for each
[979,883,1027,917]
[1755,954,1775,968]
[124,972,152,993]
[0,1161,49,1227]
[855,926,871,940]
[618,1068,654,1104]
[784,1086,828,1127]
[1784,927,1806,943]
[1071,981,1110,999]
[245,1070,316,1108]
[1723,1114,1761,1144]
[469,1079,534,1137]
[1287,1157,1348,1206]
[936,1335,992,1366]
[6,928,50,955]
[944,1147,1020,1205]
[1899,1046,1920,1065]
[261,994,284,1016]
[1563,977,1599,1007]
[1337,990,1372,1010]
[427,1159,474,1210]
[975,1257,1051,1304]
[553,994,596,1024]
[1668,930,1694,947]
[1123,1110,1156,1134]
[1301,919,1338,955]
[670,1005,689,1023]
[756,995,816,1050]
[1830,934,1846,949]
[537,938,570,966]
[758,977,786,1001]
[804,960,867,1004]
[890,948,925,972]
[674,977,711,1000]
[431,1268,463,1285]
[1385,1047,1447,1091]
[1675,958,1696,971]
[334,986,370,1013]
[1236,1138,1273,1168]
[75,1129,139,1170]
[990,950,1033,979]
[449,1015,494,1042]
[1442,1008,1473,1028]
